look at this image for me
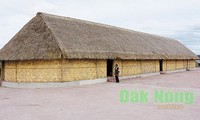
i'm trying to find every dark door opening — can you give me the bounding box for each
[0,61,5,86]
[107,59,113,76]
[159,60,163,71]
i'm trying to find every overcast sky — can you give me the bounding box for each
[0,0,200,55]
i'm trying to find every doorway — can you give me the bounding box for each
[159,60,163,71]
[0,61,5,83]
[107,59,113,76]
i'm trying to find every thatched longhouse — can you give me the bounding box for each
[0,12,198,86]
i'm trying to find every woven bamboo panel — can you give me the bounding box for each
[155,60,160,72]
[121,60,141,76]
[5,69,17,82]
[4,59,107,83]
[4,60,61,82]
[5,61,16,69]
[5,61,17,82]
[189,60,195,68]
[17,68,61,82]
[63,68,97,81]
[141,60,158,74]
[183,60,187,69]
[176,60,184,69]
[62,59,96,68]
[17,60,60,69]
[96,60,107,78]
[163,60,196,71]
[62,59,106,82]
[114,60,159,76]
[166,60,176,71]
[4,59,196,83]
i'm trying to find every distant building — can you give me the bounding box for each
[0,12,198,87]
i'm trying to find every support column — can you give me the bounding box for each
[60,55,64,82]
[16,61,18,82]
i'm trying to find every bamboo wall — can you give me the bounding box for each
[5,59,106,82]
[62,60,106,82]
[188,60,196,68]
[114,60,159,76]
[163,60,195,71]
[114,60,195,77]
[4,59,196,83]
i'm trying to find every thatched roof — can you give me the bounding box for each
[0,12,198,60]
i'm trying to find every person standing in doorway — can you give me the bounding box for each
[114,64,120,83]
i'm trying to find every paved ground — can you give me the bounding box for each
[0,69,200,120]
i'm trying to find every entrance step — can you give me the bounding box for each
[160,71,166,74]
[107,77,116,82]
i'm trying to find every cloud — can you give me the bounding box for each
[167,24,200,55]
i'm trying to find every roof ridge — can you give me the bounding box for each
[36,12,176,42]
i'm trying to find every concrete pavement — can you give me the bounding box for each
[0,69,200,120]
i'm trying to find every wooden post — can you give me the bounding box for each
[60,55,64,82]
[140,60,142,74]
[96,59,98,78]
[16,61,18,82]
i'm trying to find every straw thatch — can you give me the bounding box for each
[0,12,198,60]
